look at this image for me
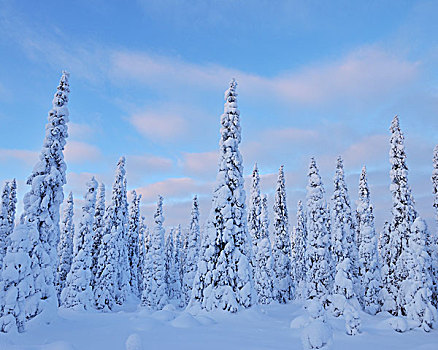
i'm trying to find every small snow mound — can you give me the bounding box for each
[126,333,143,350]
[290,315,309,329]
[301,319,333,349]
[196,315,216,326]
[151,309,176,322]
[171,312,201,328]
[389,316,408,333]
[162,304,177,312]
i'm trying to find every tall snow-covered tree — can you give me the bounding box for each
[165,228,180,301]
[0,182,11,272]
[248,164,262,264]
[17,71,70,319]
[56,192,74,298]
[292,200,307,300]
[190,79,253,312]
[379,221,394,312]
[7,179,16,233]
[403,218,437,331]
[387,115,417,315]
[127,190,141,296]
[182,195,201,306]
[0,220,38,333]
[430,145,438,307]
[137,216,147,296]
[61,177,97,309]
[104,157,130,305]
[141,196,167,310]
[330,156,359,319]
[94,158,129,311]
[174,225,183,305]
[272,165,293,303]
[91,182,105,287]
[356,166,381,315]
[253,194,275,304]
[305,158,332,303]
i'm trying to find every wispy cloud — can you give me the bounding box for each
[0,148,38,166]
[64,141,101,163]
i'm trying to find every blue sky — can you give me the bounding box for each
[0,0,437,229]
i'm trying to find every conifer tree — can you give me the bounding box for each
[91,182,105,287]
[292,200,307,300]
[94,158,128,311]
[403,218,437,331]
[174,225,183,305]
[305,158,332,303]
[7,179,16,233]
[182,195,200,306]
[190,79,253,312]
[272,165,293,303]
[61,178,97,309]
[56,192,74,297]
[430,145,438,306]
[253,194,275,304]
[0,182,11,272]
[0,220,38,333]
[141,196,167,310]
[356,166,382,314]
[330,157,359,320]
[387,115,417,315]
[165,228,177,300]
[379,221,394,311]
[17,71,70,319]
[137,216,147,296]
[127,190,141,296]
[105,157,130,305]
[248,164,262,265]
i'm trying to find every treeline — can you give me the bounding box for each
[0,73,436,339]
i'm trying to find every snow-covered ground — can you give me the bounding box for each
[1,300,437,350]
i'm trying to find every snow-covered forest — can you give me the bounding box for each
[0,71,437,350]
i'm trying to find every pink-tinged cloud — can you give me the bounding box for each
[110,47,419,107]
[180,151,218,178]
[64,141,101,163]
[341,134,388,168]
[68,122,94,140]
[126,154,173,173]
[0,148,38,166]
[136,177,213,203]
[130,112,188,141]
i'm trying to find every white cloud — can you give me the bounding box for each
[130,112,188,141]
[0,148,38,166]
[180,151,218,178]
[64,141,101,163]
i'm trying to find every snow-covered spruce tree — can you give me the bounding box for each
[430,145,438,307]
[403,218,437,331]
[175,225,183,305]
[18,71,70,319]
[7,179,16,233]
[182,195,200,306]
[272,165,293,303]
[56,192,74,298]
[292,200,307,300]
[94,158,129,311]
[141,195,167,310]
[248,163,262,266]
[253,194,275,304]
[0,219,38,333]
[356,166,382,315]
[106,157,130,305]
[387,115,417,316]
[330,157,359,321]
[91,182,105,287]
[189,79,253,312]
[0,182,11,272]
[127,190,141,296]
[61,177,97,309]
[379,221,394,312]
[305,158,332,304]
[137,216,147,296]
[165,228,177,301]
